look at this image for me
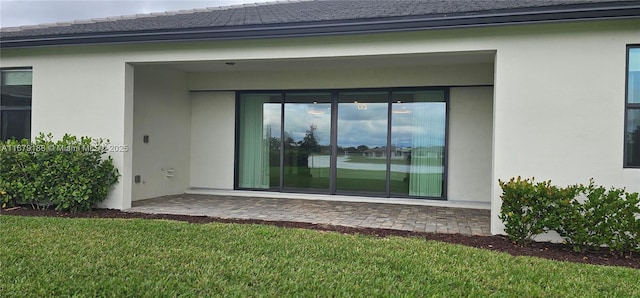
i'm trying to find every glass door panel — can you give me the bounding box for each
[390,90,446,198]
[336,91,389,195]
[237,93,282,189]
[283,93,332,192]
[236,89,447,199]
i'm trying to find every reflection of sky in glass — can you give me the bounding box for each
[338,102,388,148]
[629,48,640,103]
[263,103,281,138]
[259,91,446,148]
[392,102,446,148]
[284,103,331,145]
[630,48,640,72]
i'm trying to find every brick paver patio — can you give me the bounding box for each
[128,194,491,236]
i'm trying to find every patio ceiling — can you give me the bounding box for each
[138,51,496,73]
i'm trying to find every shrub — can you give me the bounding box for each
[0,133,120,212]
[555,181,640,252]
[0,187,13,209]
[498,177,578,246]
[0,138,43,209]
[499,177,640,253]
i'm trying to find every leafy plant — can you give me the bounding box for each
[0,138,44,209]
[498,177,577,246]
[0,133,120,212]
[500,177,640,253]
[0,187,14,209]
[556,181,640,252]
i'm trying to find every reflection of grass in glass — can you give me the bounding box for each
[273,167,442,197]
[337,169,440,195]
[283,166,330,190]
[269,170,280,188]
[409,157,444,167]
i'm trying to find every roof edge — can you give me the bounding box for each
[2,4,639,49]
[0,0,312,33]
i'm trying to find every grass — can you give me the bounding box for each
[280,166,442,195]
[2,216,639,297]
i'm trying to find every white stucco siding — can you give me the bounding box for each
[190,91,236,189]
[132,65,191,201]
[186,80,494,194]
[1,19,639,232]
[493,37,627,184]
[187,63,494,90]
[448,87,493,204]
[0,52,134,209]
[490,23,640,234]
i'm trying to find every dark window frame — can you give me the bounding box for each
[624,45,640,168]
[234,86,449,200]
[0,67,33,141]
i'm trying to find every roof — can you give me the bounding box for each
[1,0,639,48]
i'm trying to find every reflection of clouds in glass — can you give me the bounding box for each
[630,48,640,72]
[265,101,445,148]
[338,103,388,148]
[335,102,446,148]
[338,119,388,148]
[391,125,414,147]
[391,102,445,147]
[337,102,389,147]
[284,103,331,145]
[338,103,387,121]
[264,103,281,137]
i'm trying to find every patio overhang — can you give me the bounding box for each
[130,50,495,209]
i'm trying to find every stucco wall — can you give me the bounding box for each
[185,86,495,202]
[0,51,134,209]
[190,91,236,189]
[131,65,191,201]
[448,87,494,203]
[185,63,494,198]
[187,63,494,90]
[1,19,639,235]
[490,23,640,234]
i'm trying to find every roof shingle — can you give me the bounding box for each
[1,0,638,47]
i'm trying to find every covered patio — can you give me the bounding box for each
[128,194,491,236]
[130,51,495,206]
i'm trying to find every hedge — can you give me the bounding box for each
[0,133,119,212]
[499,177,640,253]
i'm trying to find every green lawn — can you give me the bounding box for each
[281,167,442,195]
[1,216,638,297]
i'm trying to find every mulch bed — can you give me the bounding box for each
[2,207,638,269]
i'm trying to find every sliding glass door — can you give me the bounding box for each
[336,91,389,195]
[390,90,446,197]
[237,93,281,189]
[236,88,447,199]
[283,93,332,193]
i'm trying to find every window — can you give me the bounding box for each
[236,88,447,199]
[1,68,32,141]
[625,47,640,167]
[236,93,282,189]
